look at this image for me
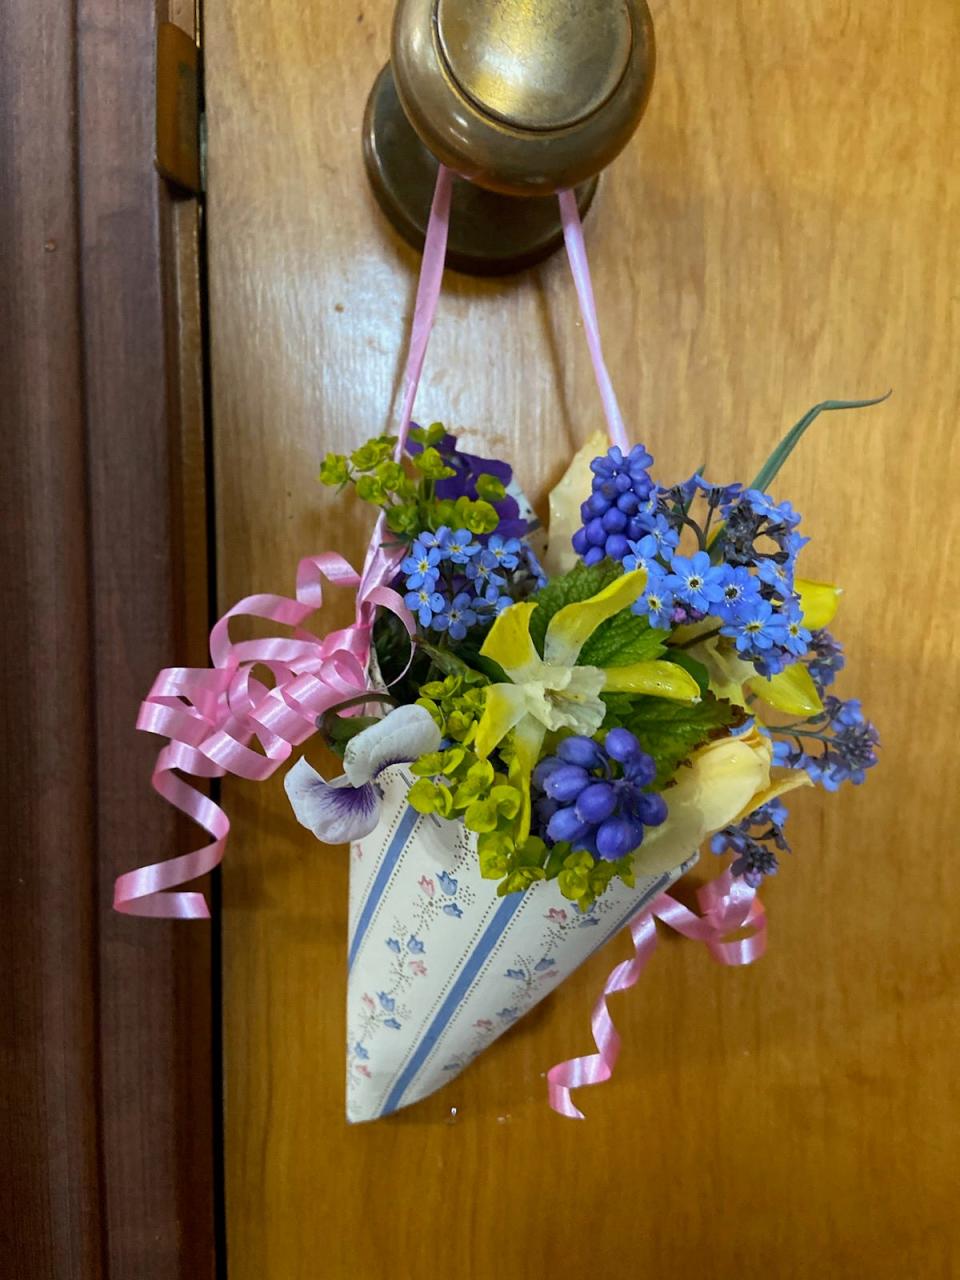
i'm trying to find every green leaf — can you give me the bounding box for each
[750,393,891,494]
[528,560,622,655]
[322,713,379,743]
[578,608,668,668]
[544,841,571,880]
[456,647,508,685]
[602,692,744,788]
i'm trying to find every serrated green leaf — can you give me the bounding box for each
[577,608,668,668]
[750,393,891,494]
[528,560,622,655]
[602,692,743,788]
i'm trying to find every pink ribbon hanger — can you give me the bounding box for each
[113,171,455,918]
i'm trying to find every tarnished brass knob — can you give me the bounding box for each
[364,0,656,273]
[394,0,654,196]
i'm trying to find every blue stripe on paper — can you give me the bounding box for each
[378,891,525,1117]
[348,805,419,972]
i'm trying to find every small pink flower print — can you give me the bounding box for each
[546,907,568,924]
[409,959,427,977]
[357,1064,371,1078]
[419,875,435,898]
[474,1018,494,1031]
[362,993,375,1010]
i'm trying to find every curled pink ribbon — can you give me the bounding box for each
[114,553,414,918]
[114,169,454,920]
[547,870,766,1119]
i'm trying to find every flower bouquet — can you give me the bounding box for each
[115,171,882,1122]
[283,408,880,1121]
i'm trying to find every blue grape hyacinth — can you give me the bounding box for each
[571,445,659,567]
[532,728,667,861]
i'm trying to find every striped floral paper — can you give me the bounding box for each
[346,764,694,1122]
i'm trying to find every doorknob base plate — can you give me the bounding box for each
[363,64,598,277]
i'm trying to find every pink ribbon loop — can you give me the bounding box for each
[547,869,766,1119]
[114,551,414,919]
[116,168,453,921]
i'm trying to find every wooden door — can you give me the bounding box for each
[205,3,960,1276]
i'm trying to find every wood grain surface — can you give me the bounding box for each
[2,2,215,1275]
[205,2,960,1276]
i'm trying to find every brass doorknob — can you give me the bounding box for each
[394,0,654,197]
[364,0,656,273]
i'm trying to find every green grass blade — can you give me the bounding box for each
[750,392,891,494]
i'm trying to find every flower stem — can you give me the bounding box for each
[316,691,396,733]
[672,626,722,651]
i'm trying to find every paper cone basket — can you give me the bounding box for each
[346,765,694,1122]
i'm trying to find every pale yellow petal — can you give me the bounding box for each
[730,767,812,825]
[630,729,773,878]
[748,663,823,717]
[505,716,546,842]
[601,660,701,703]
[543,569,647,666]
[688,636,753,708]
[542,430,609,577]
[689,635,824,718]
[479,600,543,681]
[670,617,721,648]
[796,578,842,630]
[474,683,530,758]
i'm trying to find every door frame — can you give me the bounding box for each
[2,2,218,1274]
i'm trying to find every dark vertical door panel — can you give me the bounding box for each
[1,1,104,1273]
[1,2,216,1276]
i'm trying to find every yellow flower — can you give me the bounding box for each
[689,576,844,718]
[628,726,811,878]
[473,570,701,836]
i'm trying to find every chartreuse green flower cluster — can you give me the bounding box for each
[319,423,504,540]
[408,671,550,896]
[413,670,486,744]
